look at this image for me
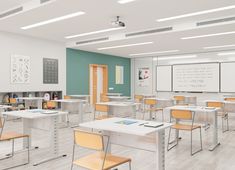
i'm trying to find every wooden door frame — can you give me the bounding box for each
[89,64,108,105]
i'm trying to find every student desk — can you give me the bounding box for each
[204,100,235,113]
[108,96,131,102]
[107,93,122,96]
[2,109,68,166]
[79,117,171,170]
[53,99,86,124]
[96,102,140,118]
[18,97,44,109]
[145,98,174,108]
[164,105,220,151]
[0,105,12,113]
[69,95,91,112]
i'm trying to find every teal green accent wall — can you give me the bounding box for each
[66,48,131,96]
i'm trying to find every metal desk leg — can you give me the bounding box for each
[209,110,220,151]
[156,130,165,170]
[23,119,31,149]
[33,117,67,166]
[70,102,83,128]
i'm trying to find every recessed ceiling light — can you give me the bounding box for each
[217,51,235,56]
[157,5,235,22]
[181,31,235,40]
[65,27,125,39]
[21,11,85,30]
[129,50,179,56]
[118,0,136,4]
[203,44,235,49]
[154,55,197,60]
[97,42,153,50]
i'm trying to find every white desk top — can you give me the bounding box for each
[3,109,67,119]
[97,102,140,107]
[18,97,44,100]
[53,99,86,103]
[0,105,12,109]
[147,98,173,101]
[165,105,218,113]
[107,93,122,96]
[69,95,90,97]
[79,117,171,136]
[108,96,130,99]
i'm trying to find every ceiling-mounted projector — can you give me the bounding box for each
[111,16,125,27]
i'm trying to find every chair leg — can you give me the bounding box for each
[129,161,132,170]
[191,128,203,156]
[167,128,178,151]
[161,110,164,122]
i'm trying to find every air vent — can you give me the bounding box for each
[76,37,109,45]
[197,16,235,26]
[126,27,173,37]
[40,0,52,4]
[0,6,23,19]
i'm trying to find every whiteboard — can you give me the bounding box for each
[173,63,220,92]
[156,66,172,91]
[221,62,235,92]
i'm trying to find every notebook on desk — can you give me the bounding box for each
[143,122,164,128]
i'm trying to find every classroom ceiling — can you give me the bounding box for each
[0,0,235,58]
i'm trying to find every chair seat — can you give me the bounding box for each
[95,115,112,120]
[171,124,201,131]
[0,132,29,141]
[73,152,131,170]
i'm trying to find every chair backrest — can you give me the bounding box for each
[64,95,71,99]
[144,99,156,105]
[224,97,235,101]
[206,101,224,109]
[134,95,143,103]
[74,130,104,151]
[95,104,109,112]
[100,94,109,102]
[9,98,17,104]
[171,109,193,120]
[174,96,185,101]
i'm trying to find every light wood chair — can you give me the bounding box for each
[167,109,202,156]
[0,116,30,169]
[224,97,235,101]
[144,99,163,121]
[94,104,111,120]
[100,94,109,102]
[64,95,72,99]
[71,129,131,170]
[134,95,144,112]
[206,101,228,132]
[173,96,186,105]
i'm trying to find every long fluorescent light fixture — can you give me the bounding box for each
[21,11,85,30]
[129,50,179,56]
[118,0,136,4]
[157,5,235,22]
[154,55,197,61]
[181,31,235,40]
[97,42,153,50]
[217,51,235,56]
[65,27,125,39]
[203,44,235,49]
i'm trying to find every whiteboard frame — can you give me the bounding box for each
[220,61,235,93]
[172,62,220,93]
[156,65,172,92]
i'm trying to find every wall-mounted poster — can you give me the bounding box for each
[11,55,30,84]
[43,58,58,84]
[138,67,150,87]
[115,65,124,84]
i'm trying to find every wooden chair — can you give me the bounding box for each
[71,129,131,170]
[134,95,144,112]
[167,109,202,156]
[100,94,109,102]
[206,101,228,132]
[144,99,163,121]
[224,97,235,101]
[0,116,30,169]
[173,96,185,105]
[94,104,111,120]
[64,95,72,99]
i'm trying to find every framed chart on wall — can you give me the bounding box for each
[11,55,30,84]
[138,67,150,87]
[43,58,58,84]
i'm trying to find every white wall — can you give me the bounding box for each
[0,31,66,93]
[132,50,235,104]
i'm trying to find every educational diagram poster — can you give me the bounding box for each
[138,67,150,86]
[11,55,30,84]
